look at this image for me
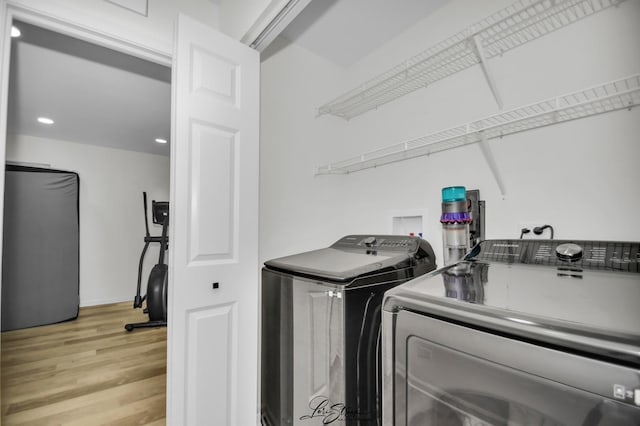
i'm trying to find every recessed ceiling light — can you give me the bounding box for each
[155,138,168,144]
[11,26,21,38]
[37,117,54,125]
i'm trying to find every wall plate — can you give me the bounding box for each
[388,209,428,238]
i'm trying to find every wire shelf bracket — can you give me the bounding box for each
[478,132,508,197]
[315,74,640,184]
[316,0,627,120]
[472,35,504,110]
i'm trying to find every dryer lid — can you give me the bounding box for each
[384,239,640,366]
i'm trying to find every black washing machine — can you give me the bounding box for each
[261,235,437,425]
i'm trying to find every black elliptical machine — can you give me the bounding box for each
[125,192,168,331]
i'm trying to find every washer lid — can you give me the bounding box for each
[264,247,409,282]
[264,235,436,283]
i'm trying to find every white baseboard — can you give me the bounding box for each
[80,296,131,307]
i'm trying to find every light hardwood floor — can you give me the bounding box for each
[1,302,166,425]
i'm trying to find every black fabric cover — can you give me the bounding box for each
[2,165,79,331]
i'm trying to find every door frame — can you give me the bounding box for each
[0,0,173,413]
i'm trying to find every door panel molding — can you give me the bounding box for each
[185,302,238,425]
[188,120,238,265]
[190,45,240,108]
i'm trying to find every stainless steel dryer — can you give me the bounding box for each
[382,239,640,425]
[261,235,436,425]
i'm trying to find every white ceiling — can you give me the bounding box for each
[280,0,451,67]
[6,1,449,157]
[7,21,171,157]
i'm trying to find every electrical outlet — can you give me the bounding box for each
[518,222,553,239]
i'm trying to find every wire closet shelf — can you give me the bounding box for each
[316,74,640,175]
[316,0,626,120]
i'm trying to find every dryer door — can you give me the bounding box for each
[391,311,640,425]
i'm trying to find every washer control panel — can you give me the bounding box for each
[332,235,420,253]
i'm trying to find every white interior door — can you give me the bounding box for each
[168,13,260,426]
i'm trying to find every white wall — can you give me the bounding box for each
[259,0,640,266]
[6,134,170,306]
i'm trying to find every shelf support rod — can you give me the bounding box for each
[478,132,507,198]
[472,35,503,110]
